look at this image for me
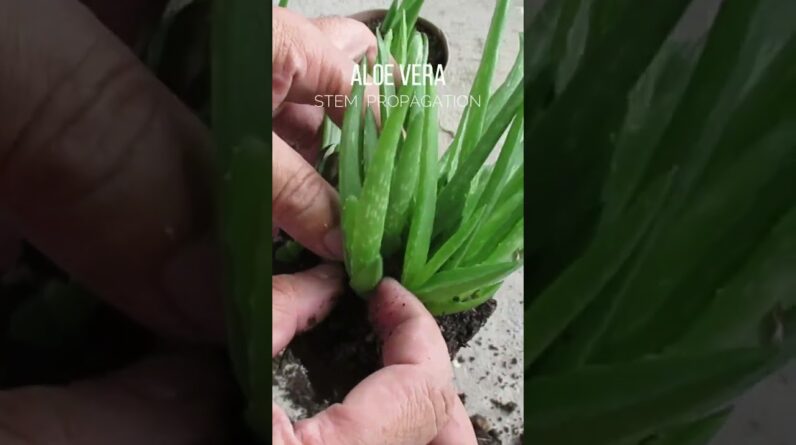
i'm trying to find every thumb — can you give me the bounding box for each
[0,353,231,445]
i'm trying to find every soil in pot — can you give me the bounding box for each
[272,239,498,417]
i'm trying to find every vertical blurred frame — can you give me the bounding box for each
[211,0,273,439]
[521,0,796,444]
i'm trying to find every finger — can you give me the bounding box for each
[0,353,231,445]
[273,133,343,260]
[272,7,380,125]
[371,278,453,382]
[278,278,457,445]
[273,16,378,160]
[272,263,345,356]
[0,0,222,341]
[311,16,378,63]
[272,102,325,163]
[429,396,478,445]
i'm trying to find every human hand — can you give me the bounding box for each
[0,1,240,442]
[272,273,477,445]
[271,6,380,260]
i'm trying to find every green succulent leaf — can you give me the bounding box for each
[525,348,778,445]
[403,82,440,288]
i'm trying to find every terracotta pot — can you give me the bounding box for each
[349,9,449,71]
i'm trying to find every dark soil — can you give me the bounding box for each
[272,239,497,417]
[471,414,503,445]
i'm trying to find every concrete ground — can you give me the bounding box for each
[281,1,796,445]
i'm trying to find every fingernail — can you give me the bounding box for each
[323,228,344,260]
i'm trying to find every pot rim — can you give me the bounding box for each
[348,8,449,70]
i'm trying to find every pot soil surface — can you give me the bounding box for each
[272,241,500,436]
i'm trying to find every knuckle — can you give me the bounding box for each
[272,9,312,90]
[273,164,327,220]
[422,379,455,433]
[0,41,153,208]
[295,404,353,445]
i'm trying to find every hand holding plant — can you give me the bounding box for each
[231,8,475,442]
[272,273,476,445]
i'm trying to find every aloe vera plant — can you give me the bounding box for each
[523,0,796,444]
[329,0,524,317]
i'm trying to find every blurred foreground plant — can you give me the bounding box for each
[521,0,796,443]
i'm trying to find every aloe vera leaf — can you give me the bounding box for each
[376,29,395,120]
[462,164,493,222]
[673,205,796,353]
[524,169,676,368]
[382,0,400,34]
[382,34,425,257]
[218,138,272,407]
[525,348,777,445]
[274,239,303,263]
[457,181,523,269]
[321,115,341,150]
[212,0,271,414]
[383,109,424,257]
[316,143,339,184]
[438,106,470,184]
[414,260,521,303]
[604,126,796,354]
[523,0,691,295]
[413,207,488,289]
[648,410,731,445]
[551,0,593,93]
[455,0,511,161]
[406,29,425,67]
[342,195,358,273]
[462,163,524,265]
[338,58,367,202]
[461,117,524,239]
[403,83,439,288]
[485,34,524,128]
[599,10,796,353]
[448,109,524,267]
[531,45,705,372]
[473,110,524,212]
[435,81,523,237]
[401,0,424,35]
[440,0,511,183]
[637,0,796,197]
[599,38,704,227]
[483,217,524,265]
[391,11,408,65]
[349,82,415,295]
[697,34,796,187]
[531,206,670,373]
[524,0,567,78]
[426,281,505,316]
[362,107,378,173]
